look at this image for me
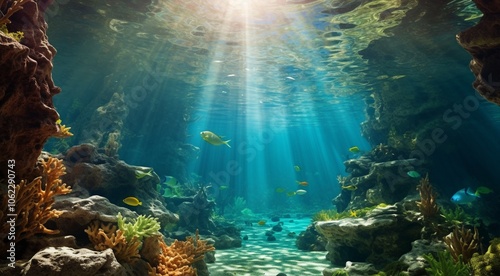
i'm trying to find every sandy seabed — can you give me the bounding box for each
[208,218,334,276]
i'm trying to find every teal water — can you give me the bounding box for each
[45,0,500,215]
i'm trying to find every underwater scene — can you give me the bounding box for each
[2,0,500,275]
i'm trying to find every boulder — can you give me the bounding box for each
[22,247,124,276]
[315,205,421,266]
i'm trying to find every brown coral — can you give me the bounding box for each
[0,0,30,25]
[416,174,440,220]
[444,225,480,264]
[1,157,71,243]
[151,230,215,276]
[84,220,141,263]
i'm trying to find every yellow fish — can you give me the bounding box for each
[200,131,231,148]
[135,168,153,179]
[342,184,357,191]
[349,146,360,153]
[257,220,266,226]
[123,196,142,206]
[294,165,301,172]
[275,187,286,193]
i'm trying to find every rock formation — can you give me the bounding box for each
[0,0,61,181]
[457,0,500,105]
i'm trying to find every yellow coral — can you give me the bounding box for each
[53,119,73,138]
[85,220,141,263]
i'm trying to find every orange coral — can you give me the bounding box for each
[416,174,440,220]
[1,157,71,242]
[85,220,141,263]
[151,230,215,276]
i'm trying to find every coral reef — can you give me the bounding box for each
[150,230,215,276]
[117,212,161,242]
[0,0,62,181]
[1,157,71,255]
[85,220,141,263]
[416,174,440,220]
[444,225,480,264]
[456,0,500,105]
[470,238,500,276]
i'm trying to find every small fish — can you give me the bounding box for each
[295,189,307,195]
[275,187,286,193]
[342,184,357,191]
[257,220,266,226]
[407,171,421,178]
[162,176,177,186]
[451,188,479,205]
[200,131,231,148]
[475,186,493,195]
[296,181,309,187]
[123,196,142,206]
[294,165,301,172]
[219,185,229,190]
[349,146,360,153]
[286,191,296,197]
[135,168,154,179]
[286,76,295,80]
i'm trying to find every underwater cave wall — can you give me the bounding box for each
[0,0,61,181]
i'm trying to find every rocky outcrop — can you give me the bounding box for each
[315,204,421,266]
[0,0,61,181]
[58,144,179,228]
[457,0,500,105]
[21,247,124,276]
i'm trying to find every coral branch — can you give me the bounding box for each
[151,230,215,276]
[444,225,480,264]
[85,220,141,263]
[0,0,30,25]
[416,174,440,220]
[1,157,71,242]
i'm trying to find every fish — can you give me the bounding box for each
[451,188,480,205]
[407,170,421,178]
[296,181,309,187]
[219,185,229,190]
[286,191,296,197]
[349,146,360,153]
[123,196,142,206]
[200,131,231,148]
[294,165,301,172]
[275,187,286,193]
[135,168,154,179]
[342,184,357,191]
[162,176,177,186]
[257,220,266,226]
[476,186,493,195]
[295,189,307,195]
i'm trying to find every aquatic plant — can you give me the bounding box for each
[423,250,471,276]
[416,174,440,220]
[470,238,500,275]
[444,225,480,264]
[312,209,340,221]
[0,23,22,41]
[0,157,71,243]
[312,204,387,222]
[440,206,473,225]
[85,220,141,263]
[117,212,161,242]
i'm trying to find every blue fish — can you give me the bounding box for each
[451,188,479,205]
